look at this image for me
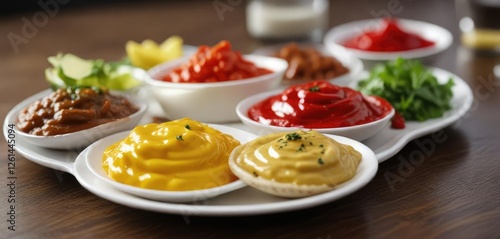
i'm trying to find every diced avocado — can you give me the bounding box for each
[105,73,141,90]
[45,52,141,91]
[77,75,100,88]
[59,54,94,80]
[47,53,64,67]
[57,68,77,86]
[45,68,65,89]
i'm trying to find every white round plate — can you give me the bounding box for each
[6,89,147,150]
[73,134,378,216]
[84,124,255,203]
[252,42,363,87]
[324,18,453,60]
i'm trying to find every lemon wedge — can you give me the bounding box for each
[126,36,184,69]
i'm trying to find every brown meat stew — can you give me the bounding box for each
[274,43,349,81]
[17,88,139,136]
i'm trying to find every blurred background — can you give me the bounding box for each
[0,0,155,16]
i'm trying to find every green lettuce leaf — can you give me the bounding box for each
[357,58,454,121]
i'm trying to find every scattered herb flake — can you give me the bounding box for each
[184,125,191,130]
[319,144,324,148]
[253,171,258,177]
[176,135,184,141]
[309,86,320,92]
[318,158,324,165]
[285,132,302,141]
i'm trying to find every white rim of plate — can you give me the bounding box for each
[73,134,378,216]
[324,18,453,60]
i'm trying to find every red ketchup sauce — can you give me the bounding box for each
[248,80,394,128]
[343,18,435,52]
[162,40,272,83]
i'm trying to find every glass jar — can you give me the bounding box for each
[456,0,500,51]
[246,0,329,42]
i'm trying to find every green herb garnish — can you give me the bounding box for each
[357,57,454,121]
[309,86,320,92]
[285,132,302,141]
[176,135,184,141]
[184,125,191,130]
[318,158,324,165]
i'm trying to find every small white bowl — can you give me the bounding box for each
[324,18,453,61]
[85,124,258,203]
[252,43,363,87]
[228,133,378,198]
[13,90,147,150]
[144,55,288,123]
[236,89,394,142]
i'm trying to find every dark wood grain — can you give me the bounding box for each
[1,0,500,238]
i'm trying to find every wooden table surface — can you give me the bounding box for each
[1,0,500,238]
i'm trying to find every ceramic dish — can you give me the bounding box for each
[235,89,394,142]
[145,54,288,123]
[2,67,472,215]
[84,124,257,203]
[352,67,473,161]
[6,89,148,150]
[4,67,470,172]
[324,18,453,61]
[252,42,363,87]
[228,133,377,198]
[73,133,378,216]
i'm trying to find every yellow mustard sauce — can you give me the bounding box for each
[235,130,361,186]
[102,118,240,191]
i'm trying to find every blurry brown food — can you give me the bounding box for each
[274,42,349,81]
[17,88,138,136]
[151,116,170,124]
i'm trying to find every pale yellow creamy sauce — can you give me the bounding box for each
[235,130,361,186]
[102,118,240,191]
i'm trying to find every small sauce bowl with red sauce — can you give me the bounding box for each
[236,80,394,142]
[324,18,453,61]
[145,41,288,123]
